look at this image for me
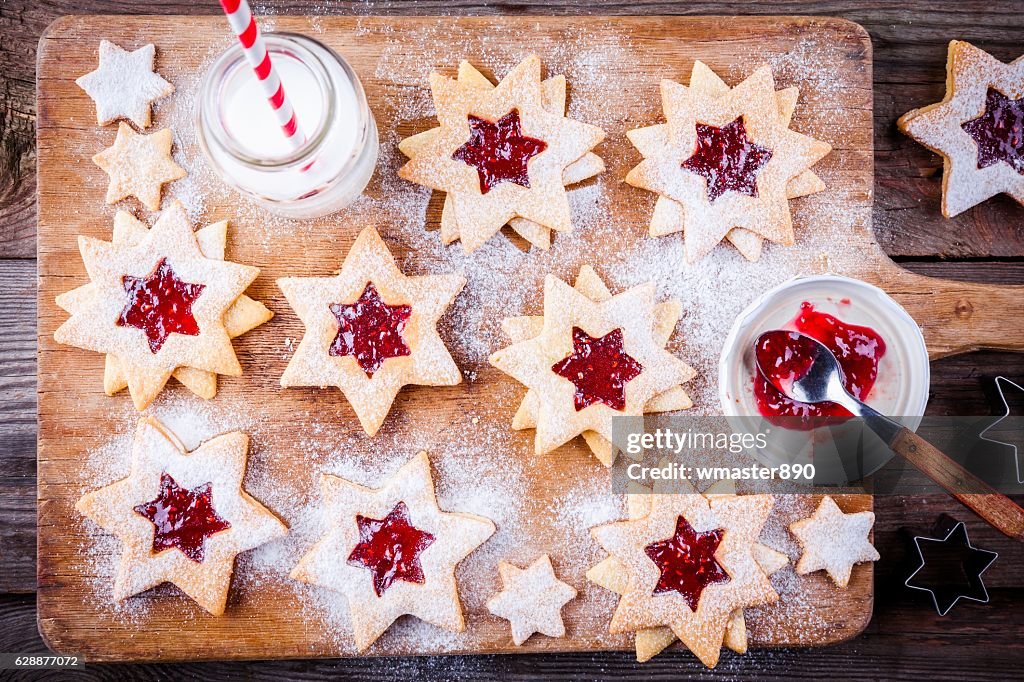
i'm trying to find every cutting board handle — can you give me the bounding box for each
[891,428,1024,540]
[885,267,1024,359]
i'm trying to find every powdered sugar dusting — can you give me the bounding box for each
[67,17,876,659]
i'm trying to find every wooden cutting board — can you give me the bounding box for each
[35,14,1024,664]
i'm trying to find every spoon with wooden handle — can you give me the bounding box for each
[754,329,1024,541]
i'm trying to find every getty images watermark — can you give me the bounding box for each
[621,427,816,484]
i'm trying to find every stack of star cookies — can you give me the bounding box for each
[54,202,272,410]
[399,55,606,252]
[588,480,788,664]
[490,266,696,466]
[626,61,832,263]
[588,479,782,667]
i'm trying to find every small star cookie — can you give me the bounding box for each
[587,480,788,662]
[55,210,272,403]
[54,201,264,411]
[93,122,186,211]
[278,227,465,436]
[486,554,577,646]
[399,61,605,251]
[75,416,287,615]
[626,61,832,263]
[399,55,606,252]
[789,495,879,588]
[897,41,1024,217]
[291,451,495,652]
[489,266,696,457]
[590,478,777,668]
[76,40,174,128]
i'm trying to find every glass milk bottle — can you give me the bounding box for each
[197,33,378,219]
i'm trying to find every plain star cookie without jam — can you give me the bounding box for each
[486,554,577,646]
[290,451,495,653]
[55,210,272,403]
[789,495,878,588]
[76,40,174,128]
[489,266,696,460]
[75,416,287,616]
[399,55,606,253]
[587,480,788,663]
[93,122,186,212]
[626,61,832,263]
[54,201,265,411]
[399,60,605,251]
[278,227,465,436]
[897,40,1024,217]
[590,478,777,669]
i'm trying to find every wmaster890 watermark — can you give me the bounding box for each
[625,461,816,484]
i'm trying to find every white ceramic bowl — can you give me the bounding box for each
[718,274,930,424]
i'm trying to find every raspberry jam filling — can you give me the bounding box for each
[551,327,644,411]
[961,88,1024,175]
[347,501,436,597]
[329,283,412,378]
[754,302,887,423]
[681,116,773,203]
[117,257,205,354]
[133,472,231,563]
[644,516,729,611]
[452,109,548,194]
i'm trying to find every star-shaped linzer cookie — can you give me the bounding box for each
[399,55,606,253]
[590,479,777,668]
[93,122,186,211]
[489,266,696,459]
[54,201,264,411]
[76,416,288,615]
[487,554,578,646]
[587,480,788,662]
[76,40,174,129]
[897,41,1024,217]
[56,210,272,404]
[278,227,466,436]
[626,61,832,263]
[789,495,879,588]
[400,61,605,251]
[291,451,496,653]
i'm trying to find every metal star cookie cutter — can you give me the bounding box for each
[978,376,1024,484]
[904,514,998,616]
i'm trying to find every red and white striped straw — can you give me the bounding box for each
[219,0,304,151]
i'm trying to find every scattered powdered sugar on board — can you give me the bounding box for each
[70,20,876,659]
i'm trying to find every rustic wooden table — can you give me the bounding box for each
[3,1,1024,679]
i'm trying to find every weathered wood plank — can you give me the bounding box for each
[2,582,1024,680]
[4,1,1024,258]
[0,258,36,595]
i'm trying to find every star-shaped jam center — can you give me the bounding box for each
[329,283,412,378]
[681,116,774,203]
[347,501,436,597]
[117,257,206,354]
[133,472,231,563]
[551,327,644,411]
[644,516,730,611]
[452,109,548,194]
[961,88,1024,175]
